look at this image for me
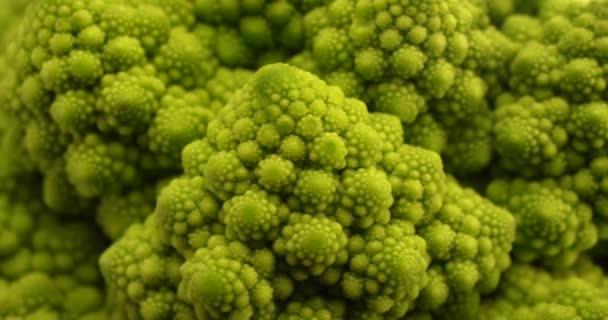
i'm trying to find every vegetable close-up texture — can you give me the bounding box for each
[0,0,607,319]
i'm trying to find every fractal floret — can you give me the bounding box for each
[136,63,515,319]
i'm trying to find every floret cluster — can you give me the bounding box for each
[0,0,607,319]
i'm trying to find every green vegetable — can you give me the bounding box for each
[0,0,607,319]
